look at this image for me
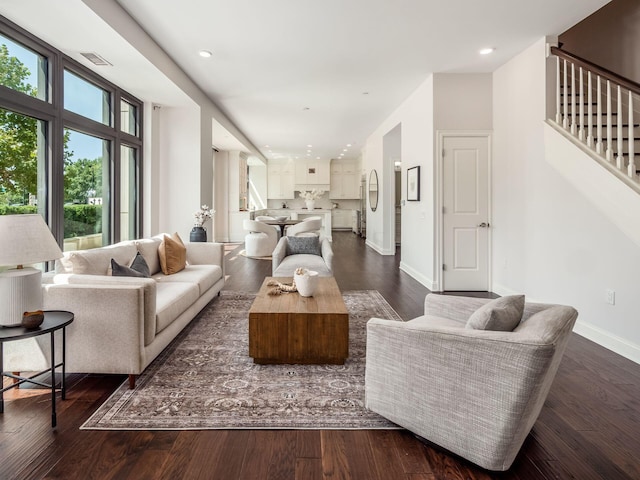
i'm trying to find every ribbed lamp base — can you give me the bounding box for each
[0,268,43,327]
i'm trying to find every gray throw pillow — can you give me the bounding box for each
[465,295,525,331]
[286,236,321,256]
[111,252,150,278]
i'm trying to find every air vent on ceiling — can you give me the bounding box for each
[80,52,112,66]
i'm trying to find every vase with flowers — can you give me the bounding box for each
[299,189,325,210]
[190,205,215,242]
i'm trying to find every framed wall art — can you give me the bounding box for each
[407,166,420,201]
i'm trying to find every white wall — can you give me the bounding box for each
[363,73,493,288]
[249,164,268,210]
[157,106,201,238]
[493,38,640,363]
[363,76,435,285]
[433,73,493,130]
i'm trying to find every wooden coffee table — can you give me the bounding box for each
[249,276,349,364]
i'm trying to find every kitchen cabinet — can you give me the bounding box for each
[331,208,352,229]
[267,162,294,199]
[329,162,360,199]
[295,160,330,185]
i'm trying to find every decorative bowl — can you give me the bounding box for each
[22,310,45,329]
[274,216,288,222]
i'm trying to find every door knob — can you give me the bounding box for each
[478,222,490,228]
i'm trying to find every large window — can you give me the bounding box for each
[0,17,143,253]
[0,108,46,215]
[63,129,109,251]
[0,32,47,101]
[64,70,111,126]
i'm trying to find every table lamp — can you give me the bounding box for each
[0,214,63,327]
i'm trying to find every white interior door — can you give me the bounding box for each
[442,135,490,291]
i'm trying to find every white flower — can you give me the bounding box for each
[299,189,325,201]
[194,204,215,227]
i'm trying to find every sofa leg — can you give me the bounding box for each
[128,374,136,389]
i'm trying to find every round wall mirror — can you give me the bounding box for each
[369,169,379,212]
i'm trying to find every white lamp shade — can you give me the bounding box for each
[0,214,62,327]
[0,214,63,267]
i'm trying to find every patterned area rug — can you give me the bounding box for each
[81,290,403,430]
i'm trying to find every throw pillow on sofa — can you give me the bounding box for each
[286,236,321,256]
[465,295,525,331]
[159,232,187,275]
[111,252,151,278]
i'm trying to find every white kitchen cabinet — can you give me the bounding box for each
[267,162,294,199]
[331,209,352,229]
[330,162,360,199]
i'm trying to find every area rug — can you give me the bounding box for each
[81,290,403,430]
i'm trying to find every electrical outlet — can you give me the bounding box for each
[606,289,615,305]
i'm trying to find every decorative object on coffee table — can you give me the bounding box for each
[293,267,318,296]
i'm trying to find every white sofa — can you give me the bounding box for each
[4,235,225,388]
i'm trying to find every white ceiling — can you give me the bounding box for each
[1,0,610,161]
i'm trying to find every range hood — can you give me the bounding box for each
[294,184,330,192]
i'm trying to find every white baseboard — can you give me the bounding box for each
[574,321,640,365]
[365,240,395,255]
[491,282,520,297]
[399,262,436,290]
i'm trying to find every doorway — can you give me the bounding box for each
[382,124,402,255]
[437,132,491,291]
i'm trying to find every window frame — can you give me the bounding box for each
[0,14,144,246]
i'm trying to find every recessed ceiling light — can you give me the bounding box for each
[307,144,313,148]
[316,156,320,160]
[362,92,369,95]
[479,48,494,55]
[303,107,310,111]
[199,50,213,58]
[346,144,352,147]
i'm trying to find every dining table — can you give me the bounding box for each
[261,218,302,236]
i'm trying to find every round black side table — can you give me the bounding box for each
[0,310,74,428]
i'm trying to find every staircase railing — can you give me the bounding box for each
[550,46,639,184]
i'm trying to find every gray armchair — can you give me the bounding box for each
[272,235,333,277]
[365,293,578,471]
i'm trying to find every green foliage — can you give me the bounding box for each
[0,204,37,215]
[0,43,39,197]
[63,204,102,238]
[64,157,102,204]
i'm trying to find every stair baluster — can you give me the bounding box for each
[587,71,594,148]
[606,80,613,162]
[616,86,624,169]
[629,91,636,179]
[596,75,603,154]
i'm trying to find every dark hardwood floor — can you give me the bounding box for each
[2,231,639,479]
